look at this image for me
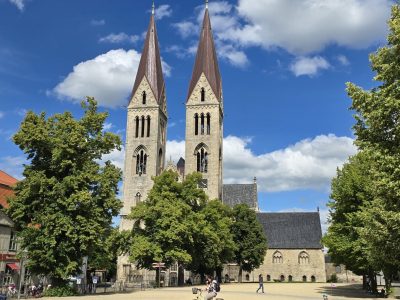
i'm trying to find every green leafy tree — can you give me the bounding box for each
[346,4,400,291]
[323,152,377,289]
[7,98,122,286]
[231,204,267,283]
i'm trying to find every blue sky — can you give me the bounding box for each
[0,0,394,229]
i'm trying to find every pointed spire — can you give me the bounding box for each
[187,6,222,101]
[131,6,165,104]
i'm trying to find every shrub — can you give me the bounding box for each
[43,285,77,297]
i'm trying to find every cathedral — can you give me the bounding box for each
[117,2,326,285]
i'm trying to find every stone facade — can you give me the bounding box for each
[185,74,223,200]
[325,262,362,283]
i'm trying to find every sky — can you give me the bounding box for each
[0,0,394,230]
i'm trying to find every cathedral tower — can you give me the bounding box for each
[185,4,223,200]
[120,5,167,231]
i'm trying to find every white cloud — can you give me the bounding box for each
[99,33,139,44]
[232,0,392,55]
[0,111,4,119]
[91,19,105,26]
[223,134,357,192]
[0,156,27,180]
[52,49,172,108]
[290,56,330,77]
[173,21,198,39]
[9,0,25,11]
[163,134,356,193]
[337,55,350,66]
[101,146,125,170]
[103,122,113,131]
[155,4,172,20]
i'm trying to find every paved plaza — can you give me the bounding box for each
[41,283,378,300]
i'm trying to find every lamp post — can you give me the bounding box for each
[17,250,28,300]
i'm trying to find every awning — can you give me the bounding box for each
[6,263,19,270]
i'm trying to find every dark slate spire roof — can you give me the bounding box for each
[256,212,323,249]
[131,13,165,104]
[222,184,258,210]
[187,8,222,101]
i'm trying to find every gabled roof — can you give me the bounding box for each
[256,212,323,249]
[0,170,18,186]
[222,184,257,209]
[131,14,165,104]
[187,8,221,101]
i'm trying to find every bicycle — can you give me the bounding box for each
[192,287,202,300]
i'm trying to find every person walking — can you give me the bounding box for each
[256,274,265,293]
[204,275,218,300]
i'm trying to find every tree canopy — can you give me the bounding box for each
[7,98,122,285]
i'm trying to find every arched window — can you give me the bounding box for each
[311,275,316,282]
[280,275,285,282]
[136,149,147,175]
[142,91,146,104]
[194,114,199,135]
[141,116,145,137]
[201,88,205,102]
[158,148,163,175]
[200,113,205,135]
[266,275,271,282]
[196,147,208,173]
[273,251,283,264]
[135,192,141,203]
[298,251,310,264]
[147,116,151,137]
[206,113,210,135]
[302,275,307,282]
[245,274,250,281]
[135,116,139,138]
[288,275,293,282]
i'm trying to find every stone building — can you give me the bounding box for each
[0,170,20,286]
[117,2,326,284]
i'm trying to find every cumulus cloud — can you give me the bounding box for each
[101,146,125,170]
[9,0,25,11]
[51,49,171,108]
[223,134,357,192]
[99,33,139,44]
[155,4,173,20]
[290,56,330,77]
[166,140,186,164]
[337,55,350,66]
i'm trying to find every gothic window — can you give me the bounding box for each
[311,275,316,282]
[141,116,145,137]
[135,192,141,203]
[201,88,205,102]
[302,275,307,282]
[136,149,147,175]
[196,147,208,173]
[135,117,139,138]
[200,113,205,135]
[194,114,199,135]
[147,116,151,137]
[158,148,163,175]
[273,251,283,264]
[142,91,146,105]
[298,251,310,264]
[206,113,210,135]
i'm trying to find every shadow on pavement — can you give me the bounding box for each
[316,284,377,299]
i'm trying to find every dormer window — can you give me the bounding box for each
[201,88,205,102]
[142,91,147,105]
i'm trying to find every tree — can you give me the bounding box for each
[323,152,377,290]
[346,4,400,292]
[231,204,267,283]
[7,98,122,286]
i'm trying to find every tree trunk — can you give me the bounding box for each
[383,270,392,297]
[216,267,222,283]
[178,264,185,286]
[238,265,243,283]
[368,269,377,294]
[362,274,367,290]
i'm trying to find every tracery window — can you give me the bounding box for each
[136,149,147,175]
[142,91,146,104]
[141,116,145,137]
[147,116,151,137]
[135,116,139,138]
[272,251,283,264]
[194,114,199,135]
[201,88,205,102]
[298,251,310,264]
[206,113,210,135]
[196,146,208,173]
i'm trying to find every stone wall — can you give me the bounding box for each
[325,263,362,283]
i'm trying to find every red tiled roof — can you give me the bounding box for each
[0,187,14,209]
[0,170,18,186]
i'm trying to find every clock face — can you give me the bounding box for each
[198,179,208,188]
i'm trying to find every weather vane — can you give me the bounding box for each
[152,0,155,15]
[206,0,209,9]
